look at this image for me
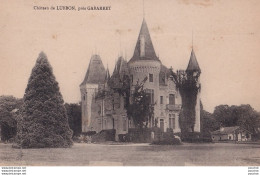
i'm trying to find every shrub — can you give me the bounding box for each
[181,132,212,143]
[118,134,131,142]
[92,129,116,143]
[152,137,181,145]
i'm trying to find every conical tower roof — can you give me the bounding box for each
[105,66,110,81]
[80,54,106,85]
[186,49,201,72]
[109,56,129,89]
[129,19,160,63]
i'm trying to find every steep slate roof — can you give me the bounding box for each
[109,56,129,89]
[186,49,201,72]
[80,54,106,85]
[128,18,160,63]
[119,57,129,77]
[159,64,177,85]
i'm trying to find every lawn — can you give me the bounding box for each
[0,142,259,166]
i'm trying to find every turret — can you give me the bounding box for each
[80,54,106,132]
[186,48,201,132]
[186,48,201,78]
[109,56,129,89]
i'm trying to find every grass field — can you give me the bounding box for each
[0,142,259,166]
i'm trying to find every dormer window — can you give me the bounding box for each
[140,35,145,57]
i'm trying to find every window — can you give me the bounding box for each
[169,114,175,129]
[112,118,115,129]
[159,72,166,84]
[145,89,154,104]
[104,120,107,129]
[169,94,175,105]
[112,94,120,109]
[160,96,163,104]
[160,119,164,131]
[149,74,153,82]
[112,97,115,110]
[130,90,134,104]
[123,117,127,131]
[131,74,133,83]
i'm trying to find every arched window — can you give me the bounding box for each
[169,114,175,129]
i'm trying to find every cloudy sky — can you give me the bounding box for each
[0,0,259,112]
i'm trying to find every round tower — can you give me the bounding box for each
[128,19,161,127]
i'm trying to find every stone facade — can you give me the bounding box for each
[80,18,201,138]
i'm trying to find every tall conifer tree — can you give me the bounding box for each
[17,52,73,148]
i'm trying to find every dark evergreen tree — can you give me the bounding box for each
[65,103,82,137]
[16,52,73,148]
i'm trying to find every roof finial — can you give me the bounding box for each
[119,34,122,56]
[125,48,127,61]
[143,0,145,18]
[192,29,194,50]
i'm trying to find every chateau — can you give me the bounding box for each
[80,18,201,140]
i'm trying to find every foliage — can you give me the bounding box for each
[0,96,23,141]
[107,73,131,108]
[118,134,131,142]
[180,132,212,143]
[127,127,156,143]
[200,102,220,135]
[126,78,154,129]
[65,103,82,137]
[91,129,116,143]
[16,52,73,148]
[176,70,200,136]
[213,104,260,136]
[152,132,182,145]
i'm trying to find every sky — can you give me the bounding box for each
[0,0,259,113]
